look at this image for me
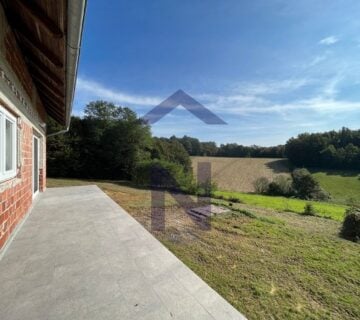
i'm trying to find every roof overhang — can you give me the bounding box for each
[0,0,87,128]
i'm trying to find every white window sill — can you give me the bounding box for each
[0,176,21,193]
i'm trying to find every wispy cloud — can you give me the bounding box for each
[215,97,360,115]
[232,78,310,95]
[319,36,339,45]
[198,75,360,116]
[76,77,161,106]
[75,75,358,120]
[307,55,327,67]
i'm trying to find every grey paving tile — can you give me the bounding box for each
[0,185,247,320]
[153,277,205,317]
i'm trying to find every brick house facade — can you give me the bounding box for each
[0,1,86,251]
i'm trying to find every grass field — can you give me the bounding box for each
[311,169,360,205]
[214,190,347,221]
[47,178,360,320]
[191,157,360,206]
[192,156,291,193]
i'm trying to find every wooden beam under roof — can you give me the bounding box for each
[25,53,64,85]
[41,100,65,122]
[31,68,64,93]
[41,104,64,120]
[41,97,65,118]
[34,82,64,105]
[13,0,64,38]
[45,108,65,124]
[15,28,63,68]
[33,76,64,98]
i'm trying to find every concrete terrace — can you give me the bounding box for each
[0,185,246,320]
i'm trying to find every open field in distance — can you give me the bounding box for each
[192,157,360,206]
[311,169,360,205]
[191,156,291,193]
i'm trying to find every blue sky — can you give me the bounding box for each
[74,0,360,146]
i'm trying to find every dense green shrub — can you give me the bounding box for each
[132,159,195,192]
[227,196,242,203]
[197,180,218,197]
[254,175,293,197]
[253,177,270,194]
[303,203,316,216]
[292,168,329,200]
[340,207,360,242]
[267,175,293,196]
[151,137,192,173]
[254,170,330,201]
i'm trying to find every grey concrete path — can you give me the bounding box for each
[0,185,247,320]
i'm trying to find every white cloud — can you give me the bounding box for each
[76,77,161,106]
[319,36,339,45]
[197,75,360,117]
[203,95,360,116]
[232,78,310,95]
[307,55,327,67]
[74,75,359,121]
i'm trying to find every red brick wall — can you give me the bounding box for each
[0,121,45,250]
[0,4,47,251]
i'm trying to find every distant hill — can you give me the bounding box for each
[311,169,360,205]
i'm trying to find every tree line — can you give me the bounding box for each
[170,127,360,170]
[168,135,285,158]
[285,127,360,170]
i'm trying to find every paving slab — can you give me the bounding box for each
[0,185,247,320]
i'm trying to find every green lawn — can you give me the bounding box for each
[162,211,360,320]
[214,190,348,221]
[310,169,360,205]
[47,178,360,320]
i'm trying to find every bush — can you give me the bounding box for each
[340,207,360,242]
[132,159,194,192]
[151,137,192,173]
[309,187,330,201]
[292,168,329,200]
[253,177,270,194]
[227,196,242,203]
[303,203,316,216]
[197,180,217,197]
[267,175,293,196]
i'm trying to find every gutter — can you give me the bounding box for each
[47,0,87,137]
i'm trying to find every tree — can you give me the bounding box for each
[200,142,218,156]
[47,101,152,180]
[152,138,192,173]
[285,128,360,170]
[291,168,329,200]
